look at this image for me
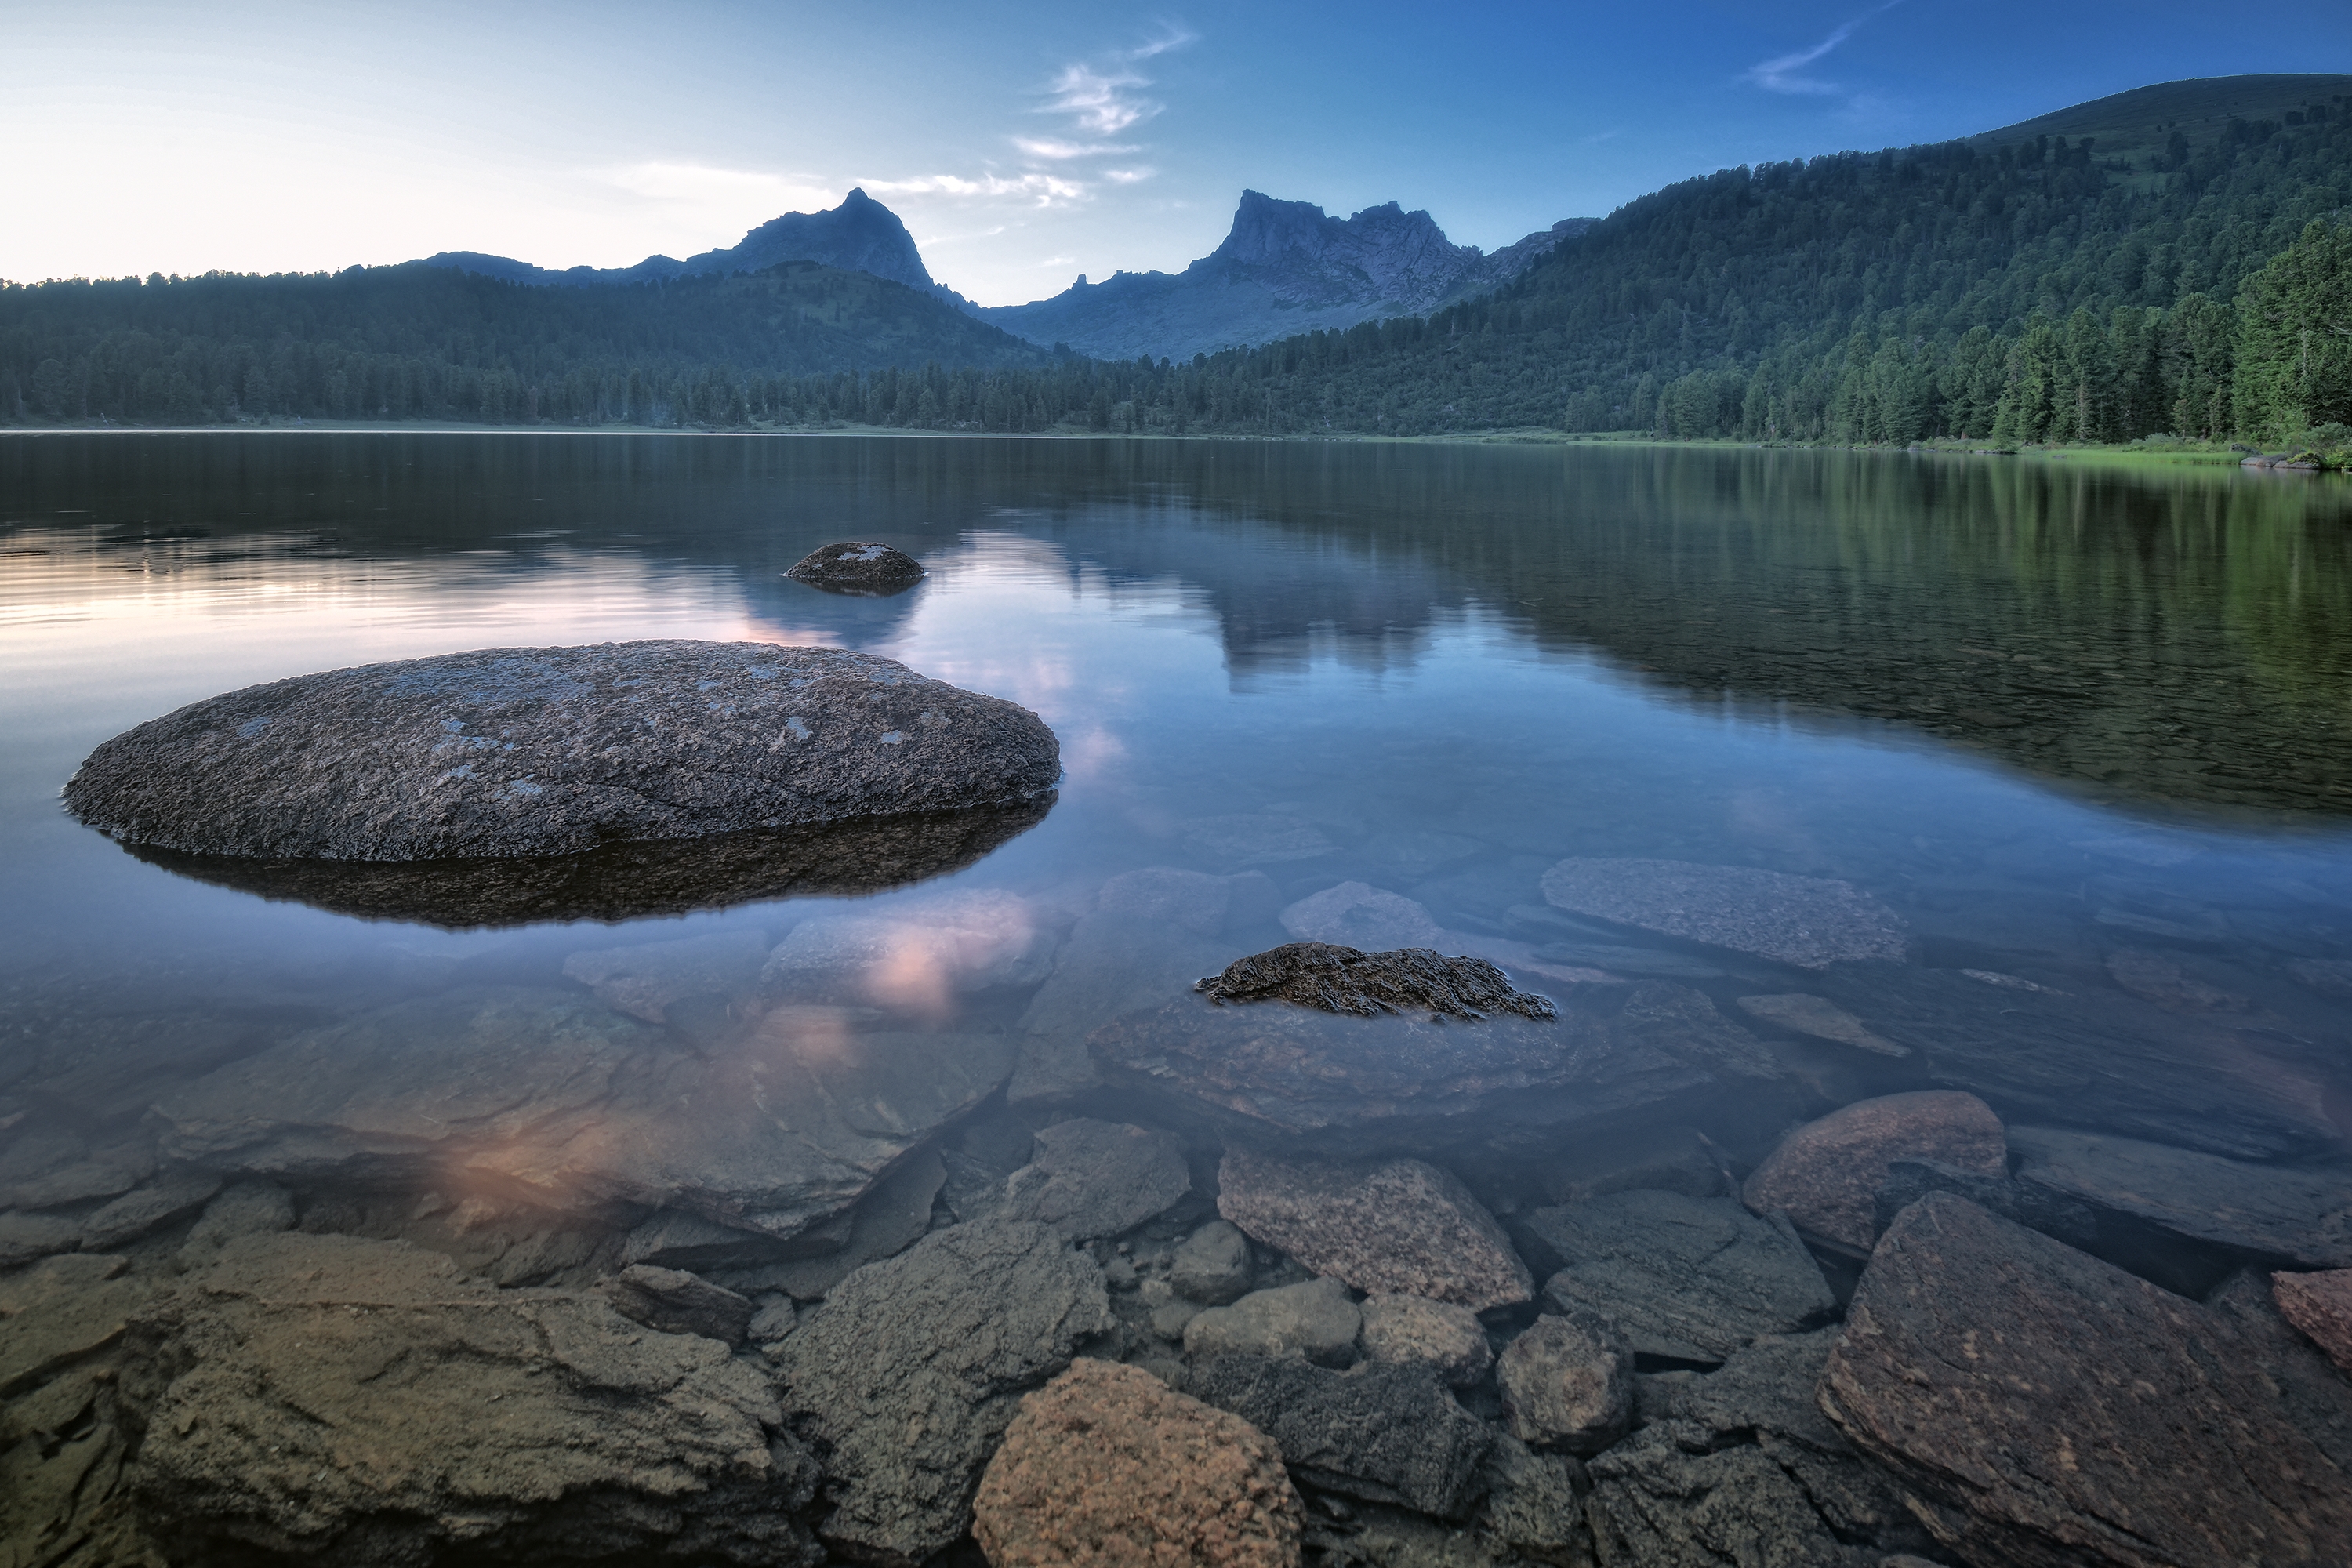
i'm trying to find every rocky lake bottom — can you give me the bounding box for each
[3,433,2352,1566]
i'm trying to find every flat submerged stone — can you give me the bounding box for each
[65,641,1058,862]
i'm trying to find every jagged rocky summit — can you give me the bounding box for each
[63,641,1058,861]
[982,190,1595,361]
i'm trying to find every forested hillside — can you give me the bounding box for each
[2,78,2346,447]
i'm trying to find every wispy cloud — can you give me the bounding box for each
[1744,2,1902,96]
[1034,27,1196,140]
[1014,136,1142,161]
[1102,168,1155,185]
[860,172,1088,208]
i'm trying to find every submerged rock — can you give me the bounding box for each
[1540,858,1907,969]
[785,540,926,593]
[760,887,1058,1008]
[1185,1354,1496,1520]
[1820,1193,2352,1566]
[131,1232,819,1565]
[1169,1219,1256,1305]
[2009,1124,2352,1269]
[1733,993,1907,1055]
[595,1263,757,1345]
[1000,1119,1192,1241]
[1518,1192,1835,1363]
[561,929,769,1023]
[973,1359,1304,1568]
[65,641,1057,861]
[1218,1149,1533,1312]
[1196,941,1557,1022]
[1497,1314,1631,1454]
[1090,980,1788,1156]
[1741,1091,2007,1251]
[2272,1269,2352,1374]
[1584,1425,1878,1568]
[773,1216,1111,1564]
[1359,1294,1493,1386]
[1183,1277,1363,1366]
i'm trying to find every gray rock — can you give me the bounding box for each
[773,1215,1111,1564]
[561,929,769,1023]
[1824,1194,2352,1566]
[1196,942,1556,1022]
[0,1211,85,1269]
[1219,1149,1533,1312]
[154,987,1013,1243]
[1183,1277,1363,1366]
[1475,1435,1593,1566]
[1741,1090,2007,1252]
[1870,1158,2100,1250]
[1011,909,1240,1102]
[595,1263,757,1345]
[1584,1424,1877,1568]
[1169,1218,1255,1304]
[1360,1294,1493,1386]
[1540,1124,1728,1205]
[736,1148,948,1301]
[176,1180,295,1265]
[622,1208,797,1272]
[786,540,925,593]
[1090,981,1788,1157]
[760,888,1057,1007]
[1279,881,1449,950]
[1185,1353,1497,1519]
[77,1170,224,1252]
[1498,1315,1630,1454]
[1733,993,1907,1055]
[1142,1279,1206,1340]
[2009,1124,2352,1268]
[1541,858,1906,969]
[0,1254,152,1397]
[1000,1120,1192,1240]
[65,641,1057,859]
[130,1232,819,1565]
[1519,1192,1835,1363]
[747,1298,797,1347]
[1815,962,2339,1160]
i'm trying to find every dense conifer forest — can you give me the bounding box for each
[2,85,2347,449]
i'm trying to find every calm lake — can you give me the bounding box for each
[3,431,2350,1563]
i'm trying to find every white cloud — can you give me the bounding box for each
[1014,136,1142,161]
[1102,168,1156,185]
[1744,2,1903,97]
[1043,64,1160,137]
[862,172,1089,207]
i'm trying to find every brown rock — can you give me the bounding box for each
[1820,1193,2352,1566]
[1218,1149,1533,1311]
[1541,858,1906,969]
[972,1359,1303,1567]
[786,541,925,593]
[1497,1315,1630,1454]
[1359,1294,1492,1385]
[1742,1091,2006,1251]
[2272,1269,2352,1374]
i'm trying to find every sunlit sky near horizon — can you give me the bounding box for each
[8,0,2352,307]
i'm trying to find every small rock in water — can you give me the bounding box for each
[1169,1218,1255,1304]
[176,1181,296,1267]
[2270,1269,2352,1373]
[784,539,926,593]
[1000,1119,1192,1241]
[1742,1091,2007,1251]
[594,1264,757,1345]
[64,641,1056,860]
[1519,1191,1835,1363]
[1218,1149,1534,1312]
[1359,1294,1492,1386]
[1278,881,1447,950]
[973,1359,1303,1568]
[1497,1314,1631,1454]
[1183,1277,1363,1366]
[1196,942,1555,1022]
[1733,993,1907,1056]
[1183,1354,1496,1520]
[1096,866,1234,936]
[1540,858,1907,969]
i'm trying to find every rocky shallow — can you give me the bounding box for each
[4,852,2350,1566]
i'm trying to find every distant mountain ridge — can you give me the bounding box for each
[422,189,977,310]
[979,191,1594,361]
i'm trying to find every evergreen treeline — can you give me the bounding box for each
[2,89,2347,449]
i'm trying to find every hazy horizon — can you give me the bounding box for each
[9,0,2352,307]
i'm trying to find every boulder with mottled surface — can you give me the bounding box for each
[1540,858,1906,969]
[1218,1149,1532,1311]
[1497,1315,1630,1454]
[1742,1091,2007,1251]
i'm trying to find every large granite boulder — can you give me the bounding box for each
[772,1216,1111,1564]
[1742,1091,2007,1251]
[1540,858,1906,969]
[1185,1354,1497,1519]
[1820,1193,2352,1566]
[153,986,1015,1240]
[1090,981,1788,1156]
[1518,1192,1835,1363]
[973,1359,1303,1567]
[129,1232,820,1566]
[1218,1149,1533,1311]
[64,641,1057,860]
[786,541,926,593]
[1814,962,2339,1160]
[2009,1124,2352,1268]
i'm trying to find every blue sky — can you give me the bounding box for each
[8,0,2350,305]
